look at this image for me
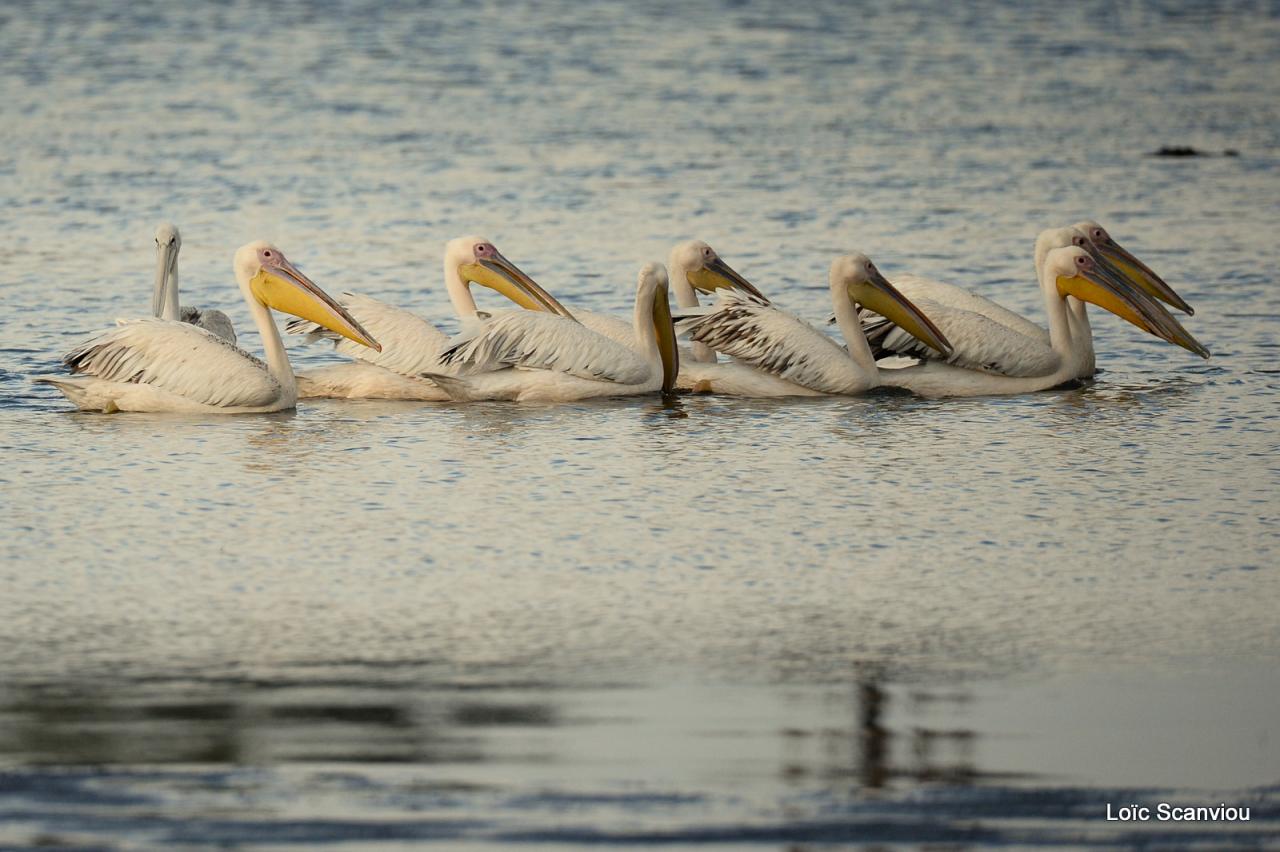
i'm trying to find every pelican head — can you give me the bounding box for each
[1046,246,1206,357]
[155,222,181,248]
[834,253,951,356]
[672,241,767,301]
[1037,226,1207,356]
[1035,225,1090,267]
[152,222,182,319]
[1071,220,1193,315]
[234,241,380,351]
[638,262,679,393]
[446,236,573,318]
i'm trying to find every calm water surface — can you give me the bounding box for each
[1,0,1278,848]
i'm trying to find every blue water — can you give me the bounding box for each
[1,0,1278,848]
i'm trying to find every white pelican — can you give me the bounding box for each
[857,225,1207,382]
[287,236,572,400]
[677,254,952,397]
[571,241,765,359]
[36,242,379,413]
[152,223,237,343]
[1065,220,1196,378]
[874,246,1195,398]
[425,263,679,402]
[1074,221,1193,315]
[556,240,768,393]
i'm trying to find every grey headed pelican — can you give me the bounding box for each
[425,263,679,402]
[36,242,379,413]
[858,225,1207,381]
[876,245,1197,398]
[676,254,952,397]
[287,236,572,400]
[152,223,237,343]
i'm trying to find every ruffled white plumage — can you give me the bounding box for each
[857,275,1061,378]
[682,292,863,395]
[286,293,458,400]
[863,299,1060,377]
[574,310,638,348]
[288,293,450,376]
[440,311,651,385]
[890,275,1049,342]
[577,309,714,385]
[37,318,281,410]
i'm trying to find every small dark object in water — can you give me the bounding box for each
[1150,146,1241,157]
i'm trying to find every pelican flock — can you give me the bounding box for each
[35,220,1209,412]
[871,245,1195,398]
[677,254,952,397]
[849,227,1208,397]
[37,242,378,413]
[426,262,679,402]
[286,236,574,401]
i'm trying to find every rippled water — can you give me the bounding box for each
[2,0,1279,848]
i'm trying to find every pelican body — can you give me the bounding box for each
[152,223,237,343]
[678,254,952,397]
[877,246,1191,397]
[289,237,571,400]
[426,263,679,402]
[861,224,1206,386]
[36,243,379,413]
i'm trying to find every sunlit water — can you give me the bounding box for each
[2,0,1278,848]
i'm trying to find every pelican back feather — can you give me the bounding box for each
[682,292,860,395]
[439,311,650,385]
[286,292,449,377]
[862,300,1060,377]
[889,274,1050,343]
[60,318,280,408]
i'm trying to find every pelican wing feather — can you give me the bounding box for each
[439,311,649,384]
[286,293,448,377]
[574,309,637,348]
[890,274,1050,343]
[60,318,279,408]
[862,299,1061,378]
[682,292,857,395]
